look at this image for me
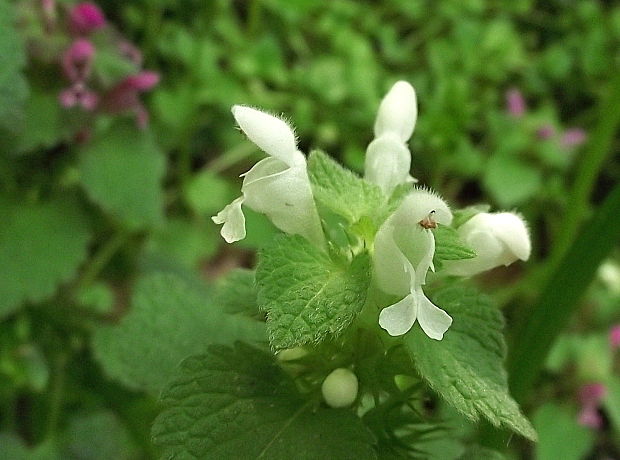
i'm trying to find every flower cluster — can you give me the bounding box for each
[32,1,159,129]
[214,82,532,340]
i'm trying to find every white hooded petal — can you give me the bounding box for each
[211,196,246,243]
[374,81,418,142]
[489,212,531,261]
[415,290,452,340]
[364,133,411,194]
[391,189,452,226]
[232,105,303,166]
[443,212,531,276]
[378,293,418,336]
[242,158,324,247]
[373,223,413,296]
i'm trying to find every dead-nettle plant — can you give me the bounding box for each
[152,82,536,458]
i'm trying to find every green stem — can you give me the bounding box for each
[547,72,620,271]
[206,142,259,173]
[247,0,261,36]
[508,182,620,403]
[78,230,130,288]
[45,351,68,440]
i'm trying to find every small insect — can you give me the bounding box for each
[419,210,437,229]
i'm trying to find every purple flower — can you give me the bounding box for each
[62,38,95,81]
[101,71,160,128]
[577,382,607,429]
[59,82,99,110]
[610,325,620,351]
[70,2,106,35]
[537,124,555,140]
[561,128,587,148]
[506,88,526,118]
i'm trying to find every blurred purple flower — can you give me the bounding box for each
[537,124,555,140]
[118,40,143,66]
[62,38,95,81]
[577,382,606,429]
[506,88,526,118]
[101,71,160,128]
[610,325,620,351]
[70,2,106,35]
[59,82,99,110]
[561,128,587,148]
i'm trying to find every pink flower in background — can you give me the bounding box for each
[577,382,607,429]
[561,128,587,148]
[59,82,99,110]
[101,71,160,128]
[118,40,143,66]
[506,88,526,118]
[62,38,95,81]
[70,2,106,35]
[610,325,620,351]
[537,124,555,140]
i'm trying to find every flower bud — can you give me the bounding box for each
[70,2,106,35]
[321,368,358,408]
[444,212,531,276]
[374,81,417,142]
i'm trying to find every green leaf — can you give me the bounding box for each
[433,226,476,270]
[307,150,385,225]
[183,169,236,217]
[0,198,91,319]
[404,286,536,441]
[483,153,542,207]
[0,0,28,132]
[62,410,137,460]
[151,343,377,459]
[145,218,218,269]
[533,403,593,460]
[214,268,261,317]
[15,91,66,154]
[256,235,371,349]
[93,273,265,394]
[79,121,165,229]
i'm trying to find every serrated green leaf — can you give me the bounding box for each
[256,235,370,349]
[404,286,537,441]
[93,273,265,394]
[433,226,476,270]
[452,205,491,228]
[0,198,91,319]
[152,343,377,459]
[79,121,165,229]
[308,150,386,225]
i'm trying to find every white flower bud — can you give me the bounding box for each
[365,81,418,195]
[374,81,418,142]
[276,347,307,362]
[321,368,358,408]
[444,212,531,276]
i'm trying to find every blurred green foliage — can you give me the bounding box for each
[1,0,619,458]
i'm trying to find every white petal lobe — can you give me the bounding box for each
[378,294,418,336]
[211,197,246,243]
[415,291,453,340]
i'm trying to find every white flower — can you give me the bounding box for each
[212,106,325,247]
[443,212,531,276]
[374,189,453,340]
[364,81,417,195]
[321,368,359,408]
